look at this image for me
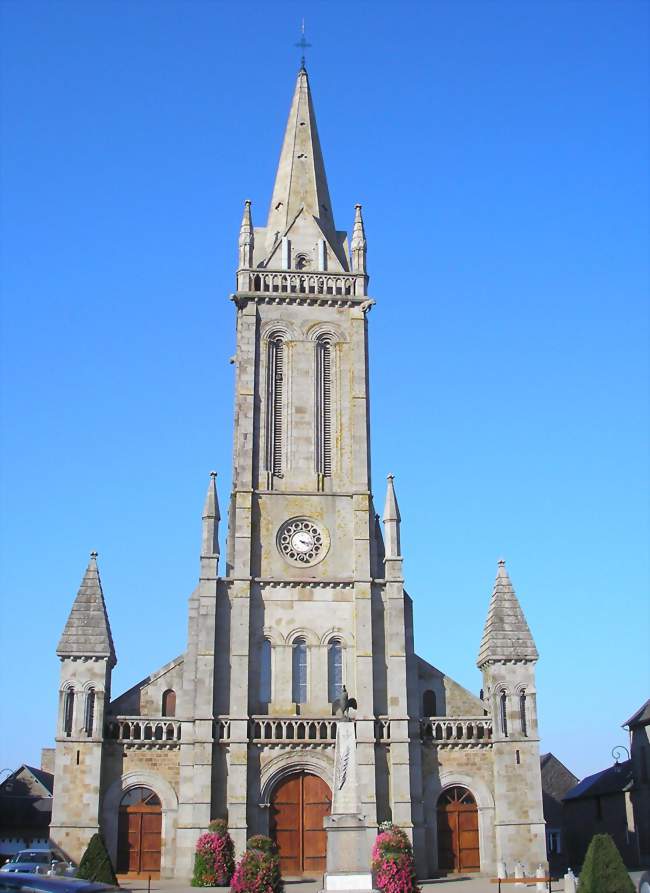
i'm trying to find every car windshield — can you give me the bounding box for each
[15,854,50,864]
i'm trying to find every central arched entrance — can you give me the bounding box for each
[270,772,332,876]
[437,785,480,873]
[117,787,162,876]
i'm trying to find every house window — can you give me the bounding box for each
[422,690,437,716]
[292,638,307,704]
[500,691,508,737]
[162,689,176,717]
[260,638,272,703]
[266,337,284,476]
[316,338,332,477]
[547,829,561,854]
[327,639,343,703]
[63,687,74,737]
[84,688,95,736]
[519,690,528,736]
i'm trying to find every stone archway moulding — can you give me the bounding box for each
[101,770,179,878]
[259,750,334,806]
[422,770,496,876]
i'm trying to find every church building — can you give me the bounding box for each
[49,65,547,879]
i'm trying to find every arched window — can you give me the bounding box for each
[84,688,95,736]
[266,337,284,476]
[63,687,74,737]
[519,690,528,737]
[162,689,176,718]
[327,639,343,703]
[292,638,307,704]
[500,691,508,737]
[260,639,272,703]
[422,689,437,716]
[316,338,333,477]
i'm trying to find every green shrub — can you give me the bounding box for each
[579,834,634,893]
[76,833,118,886]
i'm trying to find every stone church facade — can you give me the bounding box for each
[49,66,547,879]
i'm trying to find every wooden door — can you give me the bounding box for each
[437,786,480,873]
[270,772,331,876]
[117,788,162,876]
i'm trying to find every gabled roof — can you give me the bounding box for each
[477,560,538,666]
[0,765,54,798]
[57,553,116,666]
[623,698,650,729]
[563,760,633,801]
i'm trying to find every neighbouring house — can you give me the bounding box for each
[540,753,578,874]
[625,699,650,864]
[0,765,54,862]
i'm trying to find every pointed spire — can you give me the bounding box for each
[383,473,401,558]
[266,68,335,246]
[57,552,116,667]
[238,200,254,269]
[201,471,220,558]
[351,204,367,274]
[477,560,538,667]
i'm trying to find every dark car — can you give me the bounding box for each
[0,875,116,893]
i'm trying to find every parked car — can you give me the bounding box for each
[0,875,116,893]
[0,854,70,877]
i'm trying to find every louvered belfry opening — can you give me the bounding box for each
[267,337,284,476]
[316,338,332,477]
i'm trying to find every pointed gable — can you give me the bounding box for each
[477,560,538,666]
[57,552,116,666]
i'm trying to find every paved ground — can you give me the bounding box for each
[119,872,645,893]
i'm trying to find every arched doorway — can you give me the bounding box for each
[270,772,331,876]
[117,786,162,876]
[437,785,480,873]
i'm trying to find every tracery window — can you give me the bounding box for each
[260,638,272,703]
[500,690,508,737]
[162,689,176,717]
[84,688,95,736]
[266,336,284,476]
[63,687,74,737]
[316,338,332,477]
[292,637,307,704]
[327,638,343,703]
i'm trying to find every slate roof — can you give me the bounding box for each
[563,760,633,801]
[0,765,54,833]
[623,699,650,728]
[57,554,116,666]
[477,560,538,666]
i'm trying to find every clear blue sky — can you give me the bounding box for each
[1,0,648,781]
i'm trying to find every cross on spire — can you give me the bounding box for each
[295,19,311,70]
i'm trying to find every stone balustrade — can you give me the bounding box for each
[249,716,338,744]
[106,717,181,744]
[420,716,492,745]
[237,269,365,298]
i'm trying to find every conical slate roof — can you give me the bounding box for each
[266,66,336,239]
[477,560,537,666]
[57,553,116,666]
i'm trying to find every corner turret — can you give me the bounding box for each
[50,552,115,862]
[477,560,546,875]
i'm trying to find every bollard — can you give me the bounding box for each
[148,874,151,893]
[564,868,577,893]
[536,864,546,892]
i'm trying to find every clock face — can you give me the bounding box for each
[277,518,330,566]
